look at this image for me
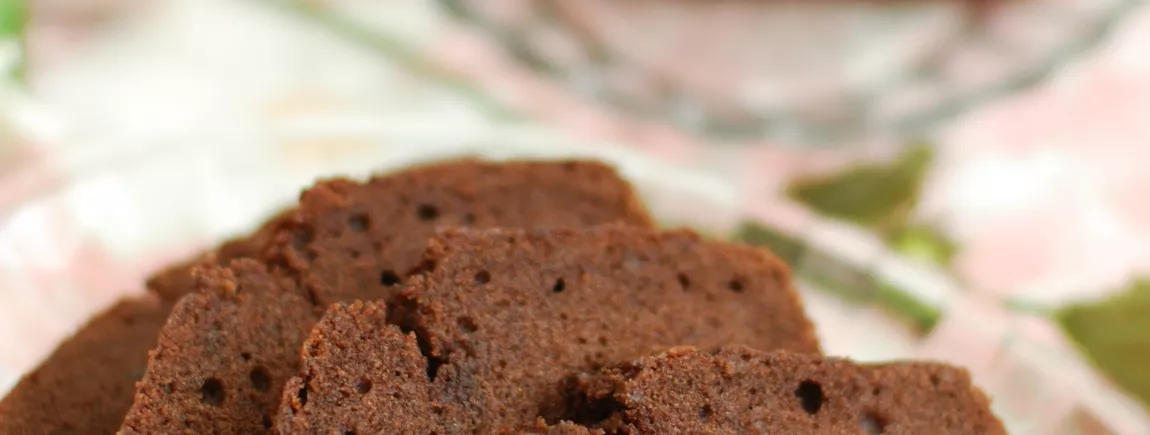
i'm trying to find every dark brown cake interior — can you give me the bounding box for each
[394,226,819,431]
[119,259,318,434]
[275,301,445,435]
[266,159,654,308]
[0,296,170,435]
[567,346,1007,435]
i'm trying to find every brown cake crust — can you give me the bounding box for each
[267,159,654,307]
[119,259,318,434]
[0,296,171,435]
[396,226,819,431]
[568,346,1006,434]
[274,301,447,435]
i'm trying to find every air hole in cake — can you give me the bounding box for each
[380,270,401,287]
[475,271,491,285]
[872,386,882,396]
[415,334,444,381]
[305,287,322,307]
[250,366,272,393]
[552,278,566,293]
[355,378,372,395]
[677,273,691,290]
[794,380,824,415]
[576,337,588,345]
[297,377,310,406]
[241,352,251,361]
[728,278,745,293]
[699,403,715,421]
[417,204,440,221]
[457,316,479,333]
[263,415,273,429]
[349,250,362,259]
[598,337,608,346]
[861,411,888,434]
[930,374,941,387]
[200,378,225,406]
[161,382,174,394]
[463,213,477,224]
[343,430,356,435]
[348,214,369,232]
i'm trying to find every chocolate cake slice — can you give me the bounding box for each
[266,159,654,307]
[274,301,447,435]
[119,259,318,434]
[277,301,606,435]
[567,346,1006,434]
[0,296,171,435]
[394,226,819,431]
[148,160,651,305]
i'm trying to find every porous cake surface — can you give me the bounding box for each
[568,346,1007,435]
[0,296,170,435]
[119,259,318,434]
[275,301,445,435]
[267,159,654,307]
[396,226,819,431]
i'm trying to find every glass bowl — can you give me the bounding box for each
[439,0,1138,146]
[0,127,1147,433]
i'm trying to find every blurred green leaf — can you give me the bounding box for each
[732,222,806,266]
[889,223,959,266]
[786,143,959,269]
[874,282,940,332]
[1059,281,1150,410]
[787,144,933,232]
[0,0,27,82]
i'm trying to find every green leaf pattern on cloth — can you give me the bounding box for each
[1059,281,1150,409]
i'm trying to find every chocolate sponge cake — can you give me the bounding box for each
[148,160,651,305]
[277,301,605,435]
[267,159,654,307]
[394,226,819,431]
[119,259,319,434]
[0,296,171,435]
[567,346,1006,434]
[275,301,446,435]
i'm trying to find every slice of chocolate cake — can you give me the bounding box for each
[265,159,653,307]
[119,259,318,434]
[275,301,447,435]
[394,226,820,431]
[0,296,171,435]
[148,160,651,305]
[277,302,611,435]
[567,346,1006,434]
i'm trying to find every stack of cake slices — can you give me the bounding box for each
[0,159,1005,434]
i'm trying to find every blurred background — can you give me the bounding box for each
[2,0,1150,433]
